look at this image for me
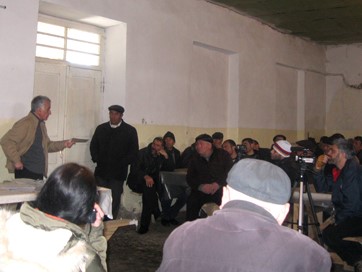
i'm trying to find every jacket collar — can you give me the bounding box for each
[221,200,278,223]
[20,202,88,240]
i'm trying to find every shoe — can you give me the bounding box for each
[169,219,180,226]
[161,219,171,226]
[354,260,362,272]
[103,215,112,222]
[137,225,148,234]
[153,211,161,221]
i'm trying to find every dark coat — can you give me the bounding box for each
[186,147,233,191]
[180,144,196,168]
[134,143,175,181]
[271,157,299,186]
[166,147,182,169]
[90,121,139,180]
[127,143,175,193]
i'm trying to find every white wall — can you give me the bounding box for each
[43,0,326,132]
[0,0,39,120]
[103,23,127,121]
[326,44,362,136]
[0,0,332,180]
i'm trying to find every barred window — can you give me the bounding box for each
[36,21,101,66]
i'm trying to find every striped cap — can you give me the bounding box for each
[273,140,291,158]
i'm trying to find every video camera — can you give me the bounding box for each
[291,146,315,165]
[235,144,247,160]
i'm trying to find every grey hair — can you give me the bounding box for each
[333,138,353,159]
[31,96,50,112]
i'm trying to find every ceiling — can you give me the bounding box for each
[40,1,362,45]
[208,0,362,45]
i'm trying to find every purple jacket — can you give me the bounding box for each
[158,200,331,272]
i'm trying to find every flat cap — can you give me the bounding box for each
[195,134,213,144]
[227,159,291,205]
[108,105,124,113]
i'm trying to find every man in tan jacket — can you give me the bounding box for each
[1,95,75,179]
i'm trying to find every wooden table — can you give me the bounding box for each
[0,179,41,205]
[0,179,113,218]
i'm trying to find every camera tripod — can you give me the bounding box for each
[291,162,324,246]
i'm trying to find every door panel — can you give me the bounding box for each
[34,63,66,174]
[34,62,102,175]
[64,67,101,170]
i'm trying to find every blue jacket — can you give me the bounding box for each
[315,159,362,224]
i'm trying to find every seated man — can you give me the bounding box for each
[163,131,182,168]
[314,136,330,157]
[270,139,298,186]
[161,131,187,226]
[315,138,362,270]
[180,143,196,168]
[212,132,223,149]
[241,137,259,159]
[273,134,287,143]
[253,139,271,162]
[158,159,331,272]
[128,137,175,234]
[353,136,362,164]
[186,134,233,221]
[313,134,346,192]
[222,139,239,164]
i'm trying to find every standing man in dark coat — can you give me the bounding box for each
[186,134,233,221]
[90,105,139,219]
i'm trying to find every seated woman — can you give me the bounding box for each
[0,163,107,271]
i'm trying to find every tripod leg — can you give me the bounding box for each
[298,180,304,234]
[288,180,300,230]
[305,182,324,246]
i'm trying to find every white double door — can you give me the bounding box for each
[34,62,102,175]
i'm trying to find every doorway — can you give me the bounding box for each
[34,61,102,174]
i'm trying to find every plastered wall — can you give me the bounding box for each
[1,0,361,181]
[325,45,362,139]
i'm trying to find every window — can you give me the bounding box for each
[36,19,102,67]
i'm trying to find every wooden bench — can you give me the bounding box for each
[104,219,133,240]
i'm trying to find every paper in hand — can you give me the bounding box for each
[72,138,89,143]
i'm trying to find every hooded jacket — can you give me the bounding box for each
[0,202,107,272]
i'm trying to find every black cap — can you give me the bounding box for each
[163,131,176,142]
[195,134,213,144]
[212,132,223,140]
[108,105,124,113]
